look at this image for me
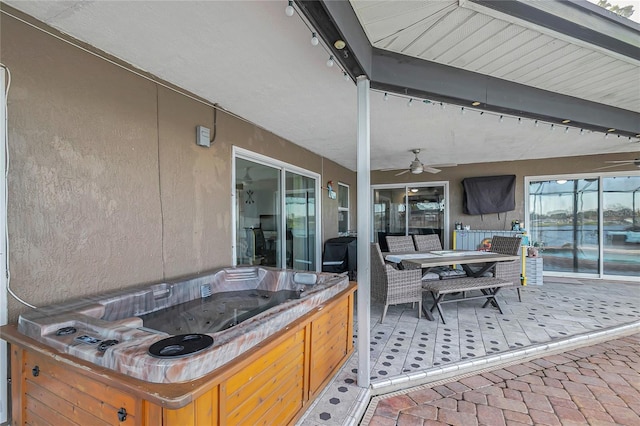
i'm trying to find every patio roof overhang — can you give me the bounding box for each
[298,0,640,138]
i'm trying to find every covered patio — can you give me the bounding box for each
[299,278,640,425]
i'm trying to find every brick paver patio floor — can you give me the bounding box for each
[365,333,640,425]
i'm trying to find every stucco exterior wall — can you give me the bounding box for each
[372,154,640,247]
[1,13,356,322]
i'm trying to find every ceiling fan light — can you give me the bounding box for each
[411,165,423,174]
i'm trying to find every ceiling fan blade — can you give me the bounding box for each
[429,163,457,168]
[424,166,442,174]
[395,169,410,176]
[604,160,636,164]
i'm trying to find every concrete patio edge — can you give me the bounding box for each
[358,320,640,424]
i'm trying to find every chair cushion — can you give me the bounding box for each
[421,272,440,281]
[433,266,467,280]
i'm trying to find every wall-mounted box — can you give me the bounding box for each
[196,125,210,147]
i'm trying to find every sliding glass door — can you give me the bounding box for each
[286,172,317,271]
[372,183,448,249]
[527,174,640,279]
[602,176,640,277]
[528,179,599,274]
[234,148,320,270]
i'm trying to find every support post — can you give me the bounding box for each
[356,76,371,388]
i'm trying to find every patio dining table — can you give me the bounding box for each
[385,250,519,277]
[385,250,521,322]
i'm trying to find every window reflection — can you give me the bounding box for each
[528,176,640,277]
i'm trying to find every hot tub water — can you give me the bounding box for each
[140,289,302,334]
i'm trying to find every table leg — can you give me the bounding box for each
[421,292,435,321]
[461,261,497,278]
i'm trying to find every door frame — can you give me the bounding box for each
[525,171,640,281]
[232,146,322,270]
[1,66,8,424]
[370,181,450,248]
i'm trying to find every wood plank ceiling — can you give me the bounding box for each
[351,0,639,113]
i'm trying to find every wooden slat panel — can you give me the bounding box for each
[226,339,303,411]
[24,351,138,416]
[195,387,218,425]
[143,402,163,426]
[400,8,475,57]
[25,379,112,426]
[347,290,355,353]
[426,13,496,60]
[302,323,312,403]
[355,1,457,47]
[465,27,539,72]
[517,45,590,84]
[254,369,305,426]
[24,407,54,426]
[478,33,554,75]
[441,18,511,66]
[310,338,347,388]
[229,361,303,426]
[164,403,195,425]
[310,301,349,393]
[225,328,304,396]
[226,345,304,420]
[11,345,25,426]
[23,366,135,425]
[525,50,607,88]
[25,397,80,426]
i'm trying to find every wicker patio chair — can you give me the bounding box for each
[412,234,465,280]
[412,234,443,251]
[385,235,416,253]
[370,243,422,323]
[488,235,523,302]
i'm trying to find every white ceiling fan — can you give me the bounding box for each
[594,157,640,171]
[391,149,456,176]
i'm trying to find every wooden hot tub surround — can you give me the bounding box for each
[1,278,356,425]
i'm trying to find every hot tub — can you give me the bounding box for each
[17,266,349,383]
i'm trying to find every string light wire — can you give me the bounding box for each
[284,1,352,82]
[369,88,635,140]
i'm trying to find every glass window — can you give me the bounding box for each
[602,176,640,277]
[338,183,349,235]
[234,151,319,271]
[373,184,447,250]
[286,172,316,271]
[235,158,280,267]
[529,175,640,278]
[528,179,599,275]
